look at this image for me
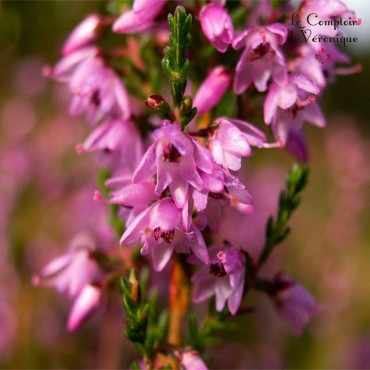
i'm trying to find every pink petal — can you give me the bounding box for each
[67,284,101,332]
[264,83,279,124]
[120,205,153,245]
[178,156,203,190]
[191,224,210,264]
[215,279,231,311]
[133,144,156,183]
[110,182,156,206]
[266,23,288,44]
[169,178,189,208]
[155,159,177,195]
[151,240,175,271]
[150,198,181,231]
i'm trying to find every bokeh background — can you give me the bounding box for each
[0,0,369,368]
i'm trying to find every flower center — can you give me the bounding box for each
[209,263,227,277]
[163,143,181,163]
[153,227,175,244]
[249,43,270,61]
[90,90,101,107]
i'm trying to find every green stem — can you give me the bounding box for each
[258,163,309,266]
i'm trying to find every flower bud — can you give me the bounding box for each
[193,66,231,115]
[67,284,102,332]
[200,4,234,53]
[146,94,173,119]
[62,14,102,56]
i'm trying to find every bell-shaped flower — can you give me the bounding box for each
[108,176,158,227]
[299,0,355,47]
[51,50,131,123]
[62,14,102,56]
[78,118,144,169]
[133,122,224,217]
[113,0,167,34]
[191,245,245,314]
[67,283,102,332]
[120,198,209,271]
[200,3,234,53]
[210,117,267,171]
[264,74,325,152]
[33,232,101,298]
[233,24,288,93]
[270,274,319,336]
[179,349,208,370]
[289,45,327,89]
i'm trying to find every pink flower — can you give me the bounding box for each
[120,198,209,271]
[67,284,102,332]
[62,14,102,56]
[299,0,355,46]
[33,232,101,298]
[193,66,231,116]
[197,169,254,232]
[192,245,245,315]
[180,349,208,370]
[52,49,131,123]
[271,274,319,336]
[108,176,158,227]
[210,117,267,171]
[263,74,325,151]
[78,118,144,169]
[133,122,224,220]
[200,4,234,53]
[289,45,327,89]
[113,0,167,34]
[233,24,287,93]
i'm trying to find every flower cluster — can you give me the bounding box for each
[35,0,360,367]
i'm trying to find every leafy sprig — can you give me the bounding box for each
[258,163,309,265]
[121,270,169,365]
[162,6,197,129]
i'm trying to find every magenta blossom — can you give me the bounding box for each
[193,66,231,116]
[192,245,245,314]
[200,3,234,53]
[133,121,224,218]
[62,14,102,56]
[299,0,355,47]
[108,176,158,227]
[78,118,143,169]
[210,117,267,171]
[289,45,327,89]
[120,198,209,271]
[179,349,208,370]
[52,49,131,123]
[264,74,325,153]
[197,168,254,232]
[113,0,167,34]
[67,283,102,332]
[33,232,102,298]
[233,24,287,93]
[271,274,319,336]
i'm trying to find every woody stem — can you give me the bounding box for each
[167,256,190,346]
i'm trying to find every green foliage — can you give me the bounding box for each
[258,163,309,265]
[162,6,197,129]
[121,270,169,360]
[187,309,234,354]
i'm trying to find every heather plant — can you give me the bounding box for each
[31,0,362,368]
